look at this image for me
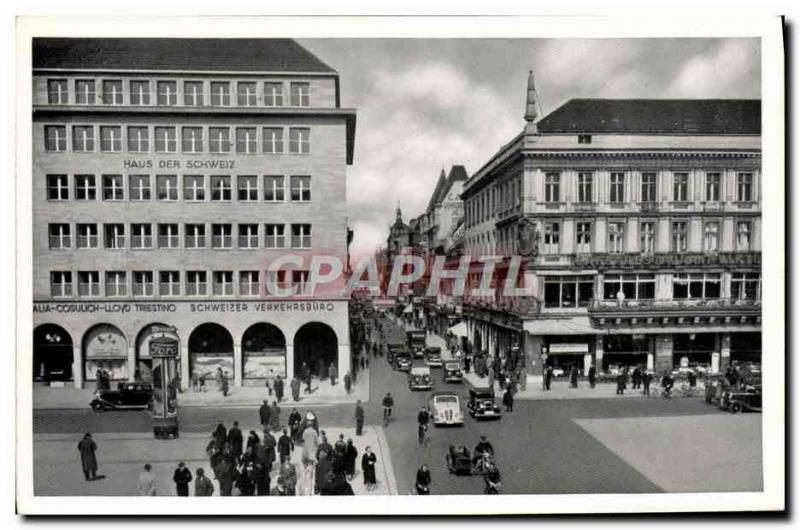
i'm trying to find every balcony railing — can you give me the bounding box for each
[588,297,761,313]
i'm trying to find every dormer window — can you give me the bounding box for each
[578,134,592,144]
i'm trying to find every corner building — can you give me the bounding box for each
[461,76,761,377]
[31,38,357,390]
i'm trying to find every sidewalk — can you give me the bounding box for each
[34,423,397,496]
[34,371,370,410]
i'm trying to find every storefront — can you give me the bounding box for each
[83,323,129,382]
[603,334,652,372]
[730,332,762,365]
[673,333,715,370]
[33,324,73,383]
[242,322,287,383]
[188,323,234,381]
[544,337,591,376]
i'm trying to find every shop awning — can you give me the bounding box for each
[448,322,468,337]
[523,316,602,336]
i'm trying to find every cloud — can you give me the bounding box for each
[668,40,760,97]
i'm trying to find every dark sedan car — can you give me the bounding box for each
[90,382,153,412]
[394,349,413,372]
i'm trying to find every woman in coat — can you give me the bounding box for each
[212,423,227,450]
[77,433,98,481]
[302,425,319,463]
[289,408,303,442]
[361,446,377,491]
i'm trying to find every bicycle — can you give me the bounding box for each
[418,422,429,445]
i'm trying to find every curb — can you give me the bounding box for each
[373,425,399,495]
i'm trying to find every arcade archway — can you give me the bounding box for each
[242,323,287,381]
[83,323,129,382]
[188,323,234,382]
[294,322,338,379]
[33,324,73,382]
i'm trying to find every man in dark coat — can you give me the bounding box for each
[632,366,642,389]
[274,375,285,402]
[642,370,652,396]
[317,431,333,461]
[588,365,597,388]
[344,372,353,394]
[291,377,301,401]
[315,450,333,494]
[502,388,514,412]
[173,462,192,496]
[616,372,626,395]
[194,468,214,496]
[221,371,229,397]
[228,421,244,463]
[215,458,235,496]
[269,400,281,432]
[333,434,348,476]
[344,439,358,479]
[253,461,271,495]
[354,400,365,436]
[262,429,277,471]
[278,428,294,464]
[570,365,579,388]
[212,423,227,450]
[544,366,553,390]
[259,400,271,429]
[288,408,303,442]
[77,433,98,481]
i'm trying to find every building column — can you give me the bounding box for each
[647,335,655,371]
[594,336,604,373]
[180,341,190,390]
[719,332,731,371]
[654,334,673,374]
[127,345,137,382]
[583,353,592,376]
[233,343,243,387]
[72,344,83,389]
[711,333,721,373]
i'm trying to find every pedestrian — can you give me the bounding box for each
[212,423,227,454]
[301,362,311,392]
[623,366,630,391]
[415,464,432,495]
[199,373,206,392]
[274,375,285,402]
[317,431,333,461]
[362,446,377,491]
[259,400,271,429]
[544,366,553,391]
[215,367,223,391]
[502,388,514,412]
[138,464,157,496]
[417,406,430,444]
[266,368,276,396]
[302,423,319,463]
[315,450,332,494]
[588,365,597,389]
[194,468,214,496]
[464,355,471,373]
[275,461,297,496]
[643,370,652,396]
[228,421,244,463]
[173,462,192,497]
[345,439,358,480]
[333,434,347,476]
[246,430,260,451]
[298,457,316,496]
[191,372,199,392]
[570,365,579,388]
[269,400,281,432]
[329,362,338,386]
[688,370,698,388]
[344,372,352,394]
[221,371,229,397]
[77,433,98,481]
[289,408,302,442]
[616,372,626,395]
[278,428,294,464]
[632,366,642,390]
[254,461,271,495]
[291,376,301,402]
[95,369,104,392]
[215,458,235,496]
[354,399,365,435]
[262,429,277,471]
[237,454,256,496]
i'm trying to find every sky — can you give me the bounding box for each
[298,38,761,259]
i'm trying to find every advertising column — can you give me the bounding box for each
[150,331,179,439]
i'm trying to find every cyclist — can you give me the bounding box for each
[417,406,430,444]
[661,371,675,398]
[484,463,502,494]
[472,435,495,468]
[382,392,394,422]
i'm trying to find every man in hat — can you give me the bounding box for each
[354,400,365,435]
[138,463,157,496]
[259,400,271,429]
[173,462,192,496]
[194,468,214,496]
[77,433,98,481]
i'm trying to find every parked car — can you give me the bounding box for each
[443,361,463,383]
[408,365,433,390]
[467,387,502,420]
[394,349,413,372]
[426,347,443,367]
[90,382,153,412]
[407,330,426,357]
[720,386,762,413]
[429,392,464,426]
[445,444,472,475]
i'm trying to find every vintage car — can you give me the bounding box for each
[445,444,472,475]
[90,382,153,412]
[468,387,502,420]
[429,392,464,426]
[443,361,463,383]
[407,330,427,358]
[386,342,403,363]
[426,347,443,368]
[394,349,413,372]
[720,386,762,413]
[408,365,433,390]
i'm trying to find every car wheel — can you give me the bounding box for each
[91,401,105,412]
[730,403,742,414]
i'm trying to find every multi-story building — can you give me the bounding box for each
[461,71,761,376]
[31,38,357,390]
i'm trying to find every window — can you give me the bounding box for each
[641,172,657,202]
[290,176,311,202]
[240,271,260,296]
[133,271,154,296]
[673,172,688,201]
[263,127,284,153]
[544,172,560,203]
[157,224,179,249]
[159,271,180,296]
[76,224,98,248]
[157,81,177,106]
[72,125,95,152]
[543,275,595,308]
[264,82,284,106]
[235,127,257,154]
[156,175,178,201]
[102,175,124,200]
[78,271,100,297]
[265,224,285,248]
[155,127,177,153]
[266,270,288,292]
[609,172,625,203]
[209,127,230,153]
[50,271,72,297]
[47,174,69,200]
[212,224,232,249]
[129,175,151,201]
[292,270,310,294]
[75,80,96,105]
[75,175,96,200]
[737,221,752,251]
[608,222,625,253]
[183,81,203,106]
[576,222,592,253]
[238,224,258,249]
[45,125,67,152]
[210,82,230,106]
[264,176,285,201]
[672,221,688,252]
[238,176,258,201]
[48,223,71,249]
[543,222,560,254]
[289,127,310,154]
[673,273,721,300]
[186,271,208,296]
[704,221,719,252]
[640,222,655,253]
[289,82,310,106]
[291,224,311,248]
[131,224,152,249]
[603,274,655,300]
[185,223,206,249]
[706,173,721,202]
[577,172,593,203]
[183,175,205,201]
[210,176,231,201]
[182,127,203,153]
[127,126,150,152]
[130,80,151,105]
[731,272,761,301]
[737,173,753,202]
[47,80,68,104]
[105,272,127,297]
[237,82,257,106]
[102,80,123,105]
[104,223,125,249]
[100,126,122,152]
[577,134,592,144]
[213,271,234,295]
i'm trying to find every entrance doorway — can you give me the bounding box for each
[189,323,234,382]
[242,323,287,382]
[83,323,129,383]
[33,324,74,383]
[294,322,338,379]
